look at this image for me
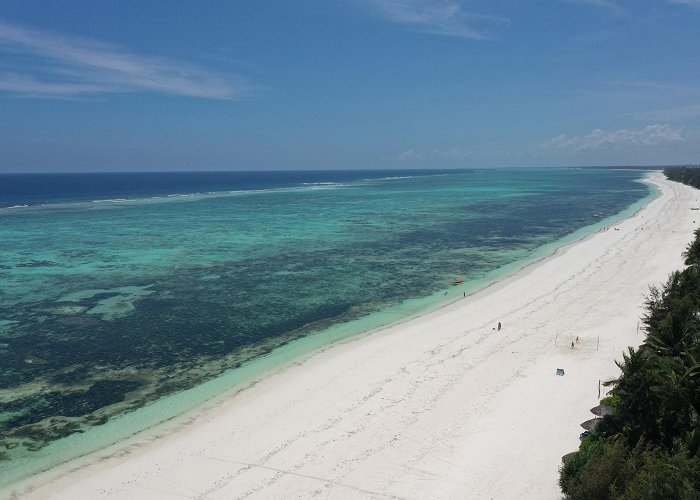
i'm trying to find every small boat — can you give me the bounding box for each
[453,277,464,285]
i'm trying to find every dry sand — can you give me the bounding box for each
[7,172,699,499]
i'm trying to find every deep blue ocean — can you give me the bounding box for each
[0,169,466,209]
[0,167,650,484]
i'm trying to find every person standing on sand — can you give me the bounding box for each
[497,322,501,331]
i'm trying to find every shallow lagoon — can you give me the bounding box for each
[0,168,649,484]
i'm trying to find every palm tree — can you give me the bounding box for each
[605,347,661,447]
[683,228,700,266]
[644,296,699,359]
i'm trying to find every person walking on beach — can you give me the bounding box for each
[497,322,501,331]
[571,341,575,349]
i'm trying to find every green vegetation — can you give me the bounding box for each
[560,172,700,499]
[665,166,700,190]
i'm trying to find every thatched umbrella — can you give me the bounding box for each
[580,418,600,432]
[590,404,613,417]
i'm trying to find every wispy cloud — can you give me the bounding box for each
[617,81,700,120]
[564,0,700,17]
[433,147,471,159]
[394,146,475,161]
[630,104,700,121]
[569,80,700,121]
[363,0,508,39]
[668,0,700,7]
[562,0,626,16]
[565,0,618,7]
[540,124,684,151]
[0,20,247,99]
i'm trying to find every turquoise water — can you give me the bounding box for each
[0,168,650,485]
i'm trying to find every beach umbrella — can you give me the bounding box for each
[580,418,600,431]
[590,404,613,417]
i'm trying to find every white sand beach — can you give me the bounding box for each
[7,172,699,499]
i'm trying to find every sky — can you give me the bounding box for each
[0,0,699,172]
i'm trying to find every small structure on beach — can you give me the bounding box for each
[590,404,614,417]
[580,418,600,432]
[556,368,565,376]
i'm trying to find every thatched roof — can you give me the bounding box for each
[590,404,614,417]
[580,418,600,431]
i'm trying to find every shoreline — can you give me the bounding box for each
[5,171,696,498]
[0,173,652,490]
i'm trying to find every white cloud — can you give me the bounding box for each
[0,20,247,99]
[540,124,684,151]
[364,0,508,39]
[396,148,422,160]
